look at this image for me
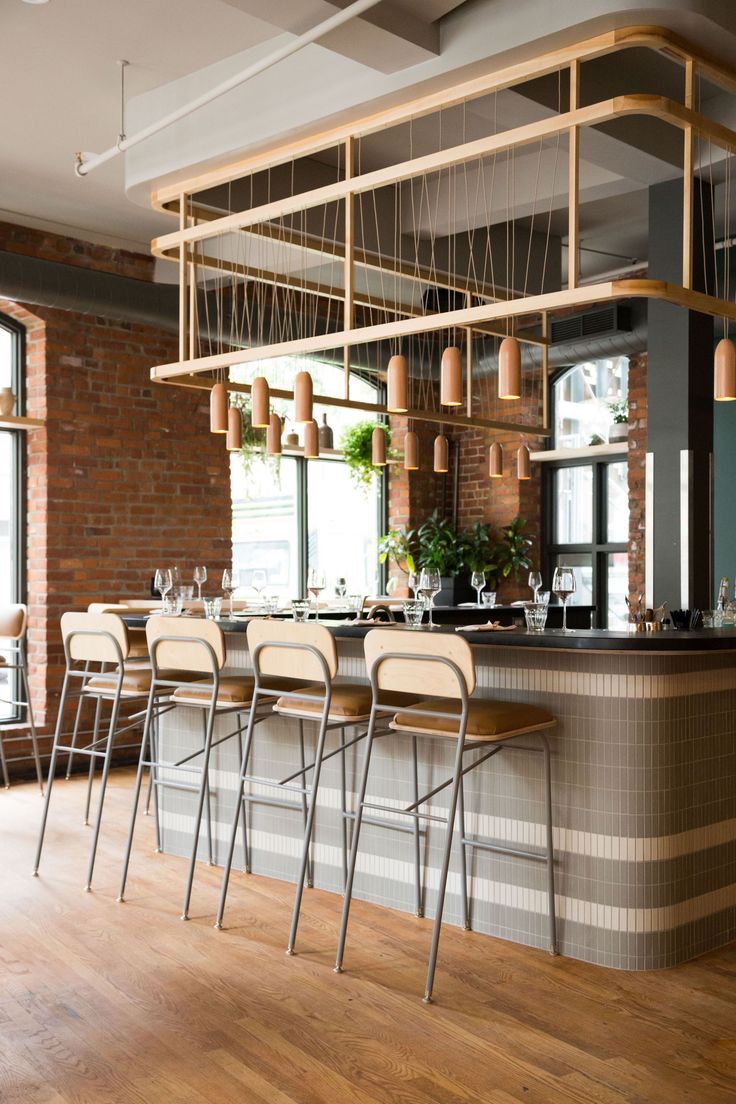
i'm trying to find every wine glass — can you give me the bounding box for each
[154,568,172,608]
[193,565,207,602]
[407,571,420,599]
[528,571,543,601]
[335,577,347,607]
[471,571,486,607]
[552,566,576,633]
[251,569,267,608]
[222,568,237,618]
[418,568,441,629]
[307,567,326,621]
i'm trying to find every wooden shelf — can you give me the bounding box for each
[531,442,627,463]
[0,414,44,431]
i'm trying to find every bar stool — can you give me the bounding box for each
[215,620,423,956]
[117,616,289,921]
[33,612,159,891]
[0,604,43,792]
[335,628,558,1004]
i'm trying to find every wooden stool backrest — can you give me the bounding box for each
[247,619,338,683]
[146,616,225,674]
[0,604,27,641]
[364,629,476,699]
[61,612,129,664]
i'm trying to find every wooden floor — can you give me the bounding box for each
[0,772,735,1104]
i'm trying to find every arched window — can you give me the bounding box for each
[546,357,629,629]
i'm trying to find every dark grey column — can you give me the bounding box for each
[647,177,714,610]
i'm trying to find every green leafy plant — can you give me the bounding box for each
[417,511,465,577]
[378,527,417,574]
[608,398,629,424]
[497,516,533,580]
[461,520,503,585]
[340,421,394,490]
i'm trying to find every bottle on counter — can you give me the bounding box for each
[717,577,729,611]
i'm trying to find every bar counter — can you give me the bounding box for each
[144,617,736,971]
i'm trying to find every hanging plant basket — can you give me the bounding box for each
[340,421,395,490]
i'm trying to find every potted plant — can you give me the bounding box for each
[229,395,281,483]
[461,520,502,591]
[341,421,393,491]
[378,526,417,576]
[416,511,472,605]
[497,516,533,584]
[607,399,629,444]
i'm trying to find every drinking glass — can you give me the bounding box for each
[291,599,311,623]
[335,577,348,606]
[251,569,267,606]
[193,565,207,602]
[418,568,441,629]
[222,568,237,618]
[154,568,172,608]
[307,567,326,622]
[202,597,222,620]
[524,601,548,633]
[263,594,279,616]
[162,593,184,616]
[348,594,363,618]
[403,599,425,629]
[552,566,576,633]
[528,571,543,601]
[471,571,486,607]
[481,591,497,608]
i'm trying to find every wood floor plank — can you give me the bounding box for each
[0,770,734,1104]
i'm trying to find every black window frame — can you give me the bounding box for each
[0,313,26,721]
[544,363,627,629]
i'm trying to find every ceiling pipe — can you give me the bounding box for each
[74,0,383,178]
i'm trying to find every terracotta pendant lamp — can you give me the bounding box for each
[303,418,320,458]
[210,381,228,433]
[226,406,242,451]
[372,426,387,466]
[498,337,521,400]
[714,337,736,400]
[404,430,419,470]
[387,355,409,413]
[251,376,270,426]
[440,346,462,406]
[294,370,313,424]
[517,442,531,481]
[434,434,449,473]
[489,441,503,478]
[267,412,282,455]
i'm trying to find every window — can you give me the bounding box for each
[0,316,24,719]
[230,358,382,601]
[546,359,629,629]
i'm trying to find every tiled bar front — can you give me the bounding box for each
[156,633,736,970]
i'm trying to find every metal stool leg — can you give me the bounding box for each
[286,705,331,955]
[65,661,89,779]
[298,719,314,889]
[84,690,123,892]
[202,711,214,866]
[117,685,158,902]
[411,733,423,918]
[542,733,558,955]
[423,732,466,1004]
[236,711,250,874]
[149,708,162,853]
[20,644,44,794]
[83,695,103,826]
[33,671,71,875]
[215,697,258,930]
[457,771,470,931]
[334,712,377,973]
[180,700,217,921]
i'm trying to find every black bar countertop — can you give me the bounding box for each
[121,612,736,651]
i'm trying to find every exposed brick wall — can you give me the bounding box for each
[0,228,231,778]
[0,221,155,282]
[627,352,647,597]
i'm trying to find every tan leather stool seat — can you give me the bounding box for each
[390,697,555,741]
[275,682,421,722]
[86,667,199,697]
[0,656,6,666]
[173,674,310,708]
